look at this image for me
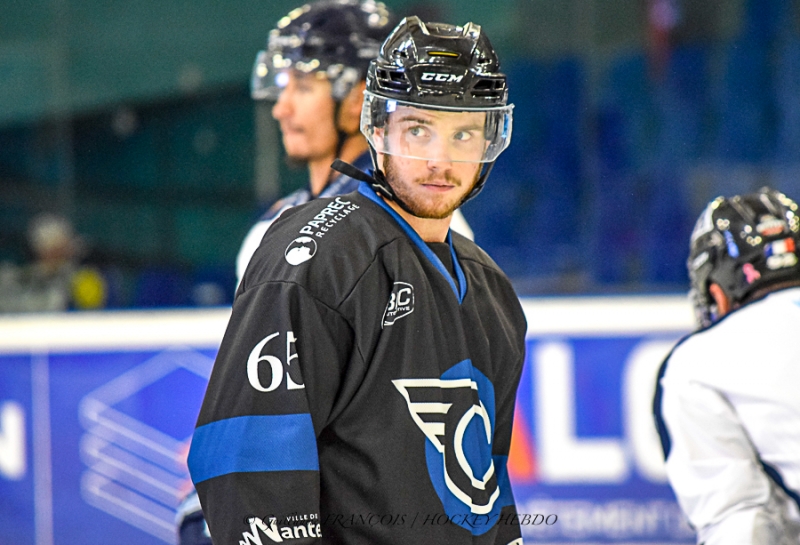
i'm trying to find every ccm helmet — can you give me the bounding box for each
[688,187,800,327]
[360,16,513,205]
[251,0,394,101]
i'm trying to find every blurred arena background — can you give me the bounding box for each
[4,0,800,305]
[1,1,797,544]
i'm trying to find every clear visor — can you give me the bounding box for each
[251,50,331,100]
[252,50,291,100]
[252,50,360,101]
[361,91,513,164]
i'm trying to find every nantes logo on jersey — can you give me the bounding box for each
[393,360,509,536]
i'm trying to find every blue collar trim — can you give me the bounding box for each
[358,182,466,303]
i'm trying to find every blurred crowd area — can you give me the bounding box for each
[2,0,800,310]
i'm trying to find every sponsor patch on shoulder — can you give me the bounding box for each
[285,237,317,265]
[382,282,414,328]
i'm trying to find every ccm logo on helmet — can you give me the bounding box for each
[421,72,464,83]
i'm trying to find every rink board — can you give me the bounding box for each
[0,297,696,544]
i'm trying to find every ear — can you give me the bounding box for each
[337,80,367,133]
[371,126,385,149]
[708,283,731,318]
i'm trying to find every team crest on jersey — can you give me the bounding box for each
[393,360,508,535]
[285,237,317,265]
[382,282,414,328]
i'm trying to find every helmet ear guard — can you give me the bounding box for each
[687,187,800,328]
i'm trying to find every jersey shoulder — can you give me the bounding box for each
[452,231,527,331]
[451,231,501,270]
[240,189,405,305]
[452,231,519,297]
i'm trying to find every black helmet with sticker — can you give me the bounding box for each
[251,0,395,101]
[688,186,800,327]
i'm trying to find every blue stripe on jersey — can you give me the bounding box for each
[188,414,318,484]
[652,331,699,460]
[652,357,672,459]
[358,182,467,304]
[448,230,467,302]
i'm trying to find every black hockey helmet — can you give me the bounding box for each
[360,16,513,206]
[366,16,508,108]
[251,0,395,101]
[688,186,800,327]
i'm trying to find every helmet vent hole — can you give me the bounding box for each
[376,69,410,91]
[471,77,505,98]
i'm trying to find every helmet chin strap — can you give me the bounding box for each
[331,153,419,217]
[459,161,494,206]
[331,147,495,217]
[327,97,363,186]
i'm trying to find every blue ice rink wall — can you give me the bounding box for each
[0,297,697,544]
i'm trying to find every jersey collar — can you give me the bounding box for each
[358,182,467,304]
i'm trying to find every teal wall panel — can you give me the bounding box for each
[174,205,251,265]
[76,200,163,259]
[0,0,295,125]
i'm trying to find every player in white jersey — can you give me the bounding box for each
[654,187,800,544]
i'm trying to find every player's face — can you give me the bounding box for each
[271,71,338,161]
[377,107,484,219]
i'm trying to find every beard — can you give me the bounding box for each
[382,155,481,220]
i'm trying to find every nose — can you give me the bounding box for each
[426,157,453,172]
[425,138,454,169]
[271,91,291,121]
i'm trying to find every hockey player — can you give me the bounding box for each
[235,0,396,285]
[236,0,473,286]
[654,187,800,544]
[188,16,526,545]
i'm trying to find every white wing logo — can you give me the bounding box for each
[392,377,499,515]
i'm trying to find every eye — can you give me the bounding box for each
[453,131,473,142]
[408,125,428,138]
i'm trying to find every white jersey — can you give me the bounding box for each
[655,287,800,544]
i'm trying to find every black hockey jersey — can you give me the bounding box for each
[188,182,527,545]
